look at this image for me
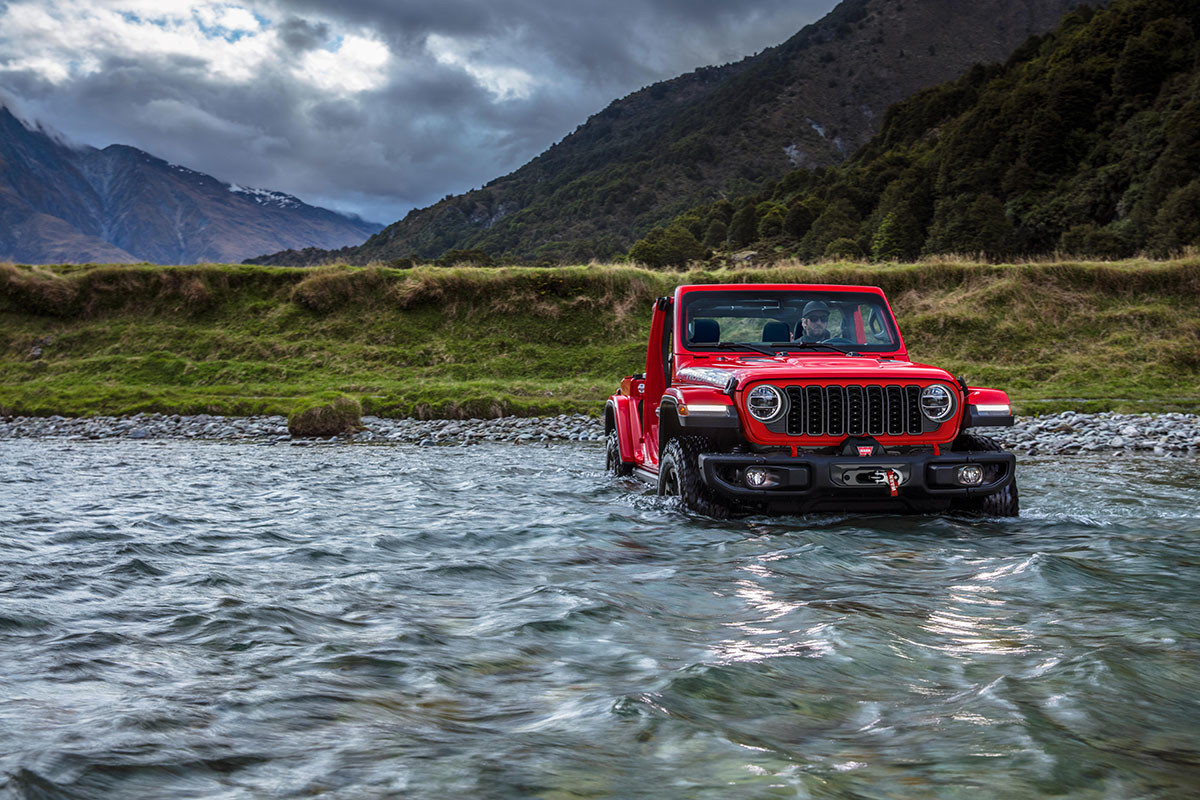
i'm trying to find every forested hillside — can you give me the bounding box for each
[250,0,1084,266]
[632,0,1200,265]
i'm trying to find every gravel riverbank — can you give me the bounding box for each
[0,413,604,446]
[2,411,1200,454]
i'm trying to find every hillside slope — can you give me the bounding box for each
[251,0,1086,266]
[0,108,382,265]
[646,0,1200,263]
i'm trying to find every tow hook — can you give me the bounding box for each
[839,466,906,496]
[869,469,902,495]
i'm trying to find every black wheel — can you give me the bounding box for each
[607,430,633,476]
[657,436,730,518]
[949,432,1019,517]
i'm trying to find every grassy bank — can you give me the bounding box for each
[2,259,1199,418]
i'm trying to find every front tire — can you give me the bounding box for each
[606,430,633,476]
[658,437,731,518]
[949,432,1019,517]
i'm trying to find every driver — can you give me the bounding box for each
[797,300,831,342]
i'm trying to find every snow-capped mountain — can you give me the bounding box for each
[226,184,304,210]
[0,107,382,265]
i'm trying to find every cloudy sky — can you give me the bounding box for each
[0,0,838,224]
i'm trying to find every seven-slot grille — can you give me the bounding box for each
[785,385,924,436]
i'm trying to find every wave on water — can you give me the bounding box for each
[2,441,1199,798]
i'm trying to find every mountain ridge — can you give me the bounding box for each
[0,107,382,265]
[249,0,1088,266]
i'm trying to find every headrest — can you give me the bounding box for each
[690,318,720,343]
[762,321,790,342]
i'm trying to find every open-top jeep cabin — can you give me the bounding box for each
[605,284,1018,517]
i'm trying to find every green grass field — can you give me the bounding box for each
[2,259,1199,418]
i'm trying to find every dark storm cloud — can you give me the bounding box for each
[280,0,833,84]
[0,0,838,223]
[276,16,330,52]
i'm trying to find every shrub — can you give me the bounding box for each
[1059,223,1138,260]
[628,224,705,268]
[757,208,785,239]
[288,395,363,437]
[435,249,493,267]
[824,237,864,259]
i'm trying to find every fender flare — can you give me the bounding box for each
[606,397,638,463]
[959,384,1015,429]
[658,396,684,453]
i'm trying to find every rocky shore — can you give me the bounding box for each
[0,413,604,446]
[1,411,1199,454]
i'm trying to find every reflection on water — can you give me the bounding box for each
[1,441,1199,798]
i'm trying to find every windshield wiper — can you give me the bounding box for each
[789,342,853,354]
[713,341,778,357]
[707,341,863,357]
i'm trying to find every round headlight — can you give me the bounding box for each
[747,384,786,422]
[920,384,956,422]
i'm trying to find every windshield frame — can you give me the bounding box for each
[676,288,902,355]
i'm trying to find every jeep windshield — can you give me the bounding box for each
[681,290,899,353]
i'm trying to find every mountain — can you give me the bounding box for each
[0,107,382,265]
[250,0,1089,267]
[636,0,1199,263]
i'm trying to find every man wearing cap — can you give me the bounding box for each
[797,300,831,342]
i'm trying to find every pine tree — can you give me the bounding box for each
[871,213,906,261]
[703,220,728,248]
[727,204,758,248]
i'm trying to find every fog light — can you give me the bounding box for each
[957,465,984,486]
[744,468,779,488]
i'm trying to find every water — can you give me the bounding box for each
[1,440,1199,799]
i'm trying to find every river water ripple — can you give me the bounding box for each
[1,440,1199,798]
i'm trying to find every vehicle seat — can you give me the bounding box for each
[761,321,790,342]
[690,318,720,344]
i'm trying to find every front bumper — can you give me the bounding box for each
[698,450,1015,512]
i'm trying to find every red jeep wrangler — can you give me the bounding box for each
[605,284,1018,517]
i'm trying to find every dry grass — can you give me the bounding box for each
[12,256,1195,320]
[4,258,1200,417]
[0,263,79,316]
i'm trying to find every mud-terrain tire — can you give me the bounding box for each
[658,437,731,518]
[606,430,633,476]
[950,432,1019,517]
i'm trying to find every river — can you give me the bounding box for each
[2,440,1198,798]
